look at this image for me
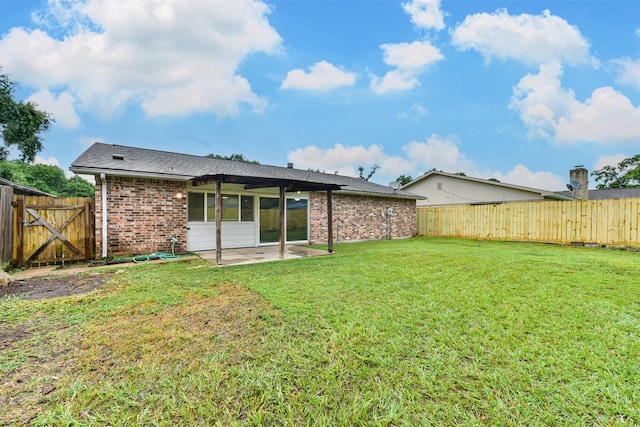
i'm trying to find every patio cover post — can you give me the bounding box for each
[327,190,333,253]
[279,186,285,259]
[215,180,222,265]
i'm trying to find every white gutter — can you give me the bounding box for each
[100,173,108,258]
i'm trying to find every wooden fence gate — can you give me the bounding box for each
[13,195,94,267]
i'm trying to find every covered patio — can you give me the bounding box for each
[192,173,342,265]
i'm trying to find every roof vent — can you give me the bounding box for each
[112,154,125,160]
[287,162,294,169]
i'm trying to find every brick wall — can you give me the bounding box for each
[309,192,416,244]
[95,176,187,257]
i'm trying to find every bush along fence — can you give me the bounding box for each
[417,198,640,249]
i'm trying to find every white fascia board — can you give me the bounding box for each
[69,167,193,181]
[335,189,425,200]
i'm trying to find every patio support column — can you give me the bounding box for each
[215,180,222,265]
[327,190,333,253]
[279,186,285,259]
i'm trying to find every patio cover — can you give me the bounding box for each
[192,174,343,264]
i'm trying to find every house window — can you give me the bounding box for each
[188,192,253,222]
[187,193,204,221]
[221,194,238,221]
[206,193,216,220]
[241,195,254,221]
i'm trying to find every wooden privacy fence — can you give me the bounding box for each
[417,198,640,248]
[13,195,95,267]
[1,186,13,266]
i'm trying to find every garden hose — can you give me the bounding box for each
[132,235,182,263]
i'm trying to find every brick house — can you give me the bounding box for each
[71,143,423,261]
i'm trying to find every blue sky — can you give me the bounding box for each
[1,0,639,190]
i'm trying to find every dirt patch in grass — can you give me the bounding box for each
[1,279,278,425]
[0,271,118,300]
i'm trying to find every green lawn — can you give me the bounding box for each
[2,238,639,426]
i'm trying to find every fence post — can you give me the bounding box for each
[84,198,93,262]
[0,186,13,267]
[14,197,24,267]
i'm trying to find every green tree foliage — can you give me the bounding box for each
[206,153,260,164]
[592,155,640,189]
[395,174,413,186]
[0,160,95,197]
[0,69,53,162]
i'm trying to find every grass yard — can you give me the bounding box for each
[2,237,639,426]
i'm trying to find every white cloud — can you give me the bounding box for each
[33,155,60,167]
[287,143,413,181]
[281,61,357,91]
[613,58,640,89]
[0,0,281,118]
[489,165,565,191]
[510,63,640,143]
[288,136,566,190]
[402,134,474,173]
[370,40,444,93]
[288,143,387,176]
[593,154,628,171]
[27,89,80,128]
[452,9,596,67]
[402,0,445,31]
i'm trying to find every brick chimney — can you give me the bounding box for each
[569,166,588,200]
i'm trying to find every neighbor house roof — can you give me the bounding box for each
[70,143,424,200]
[0,177,56,197]
[555,187,640,200]
[401,170,573,201]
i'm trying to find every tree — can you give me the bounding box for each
[592,155,640,189]
[0,160,95,197]
[395,174,413,186]
[358,164,379,181]
[0,69,53,162]
[206,153,259,164]
[64,175,96,197]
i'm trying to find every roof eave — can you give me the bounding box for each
[336,189,426,200]
[70,166,194,181]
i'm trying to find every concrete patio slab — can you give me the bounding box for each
[197,245,331,266]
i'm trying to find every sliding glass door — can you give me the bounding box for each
[259,197,308,244]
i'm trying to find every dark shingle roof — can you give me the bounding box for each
[71,143,423,200]
[556,188,640,200]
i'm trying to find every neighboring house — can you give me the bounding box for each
[70,143,424,258]
[0,177,56,197]
[555,187,640,200]
[401,170,572,207]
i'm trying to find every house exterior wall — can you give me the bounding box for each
[95,175,187,257]
[406,175,545,206]
[309,192,416,244]
[95,177,417,257]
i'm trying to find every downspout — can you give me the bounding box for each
[100,173,108,258]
